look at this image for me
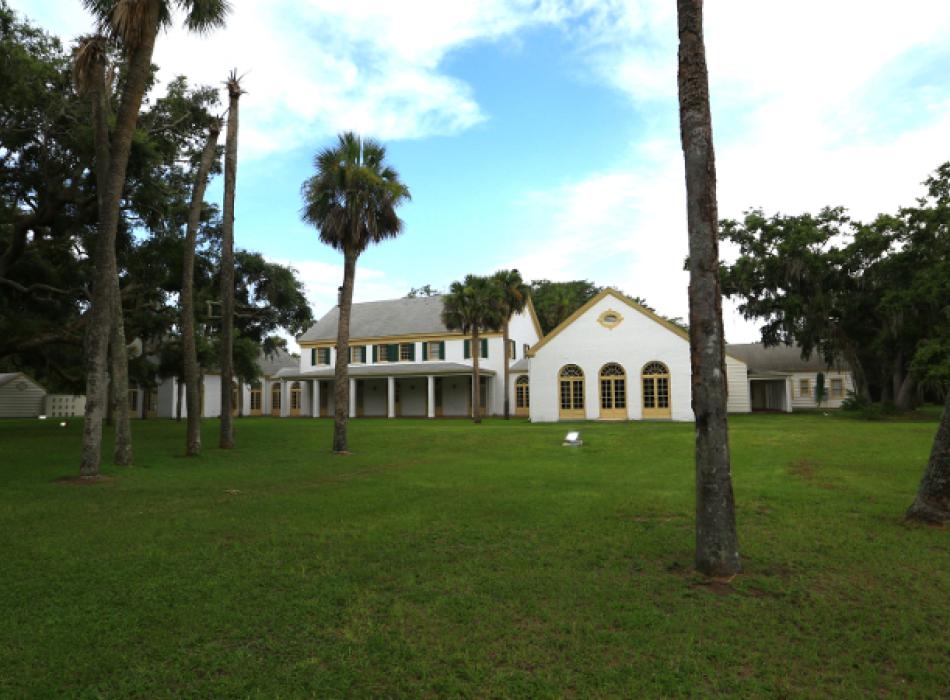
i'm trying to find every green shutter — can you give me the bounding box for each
[439,341,445,360]
[311,348,316,365]
[422,342,428,361]
[409,343,416,361]
[372,344,377,363]
[361,346,367,363]
[481,339,488,358]
[464,340,470,359]
[388,344,398,361]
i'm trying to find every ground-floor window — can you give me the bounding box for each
[271,383,281,411]
[515,375,529,410]
[559,364,584,418]
[128,390,138,412]
[830,378,844,398]
[290,382,301,410]
[599,362,626,418]
[642,361,671,418]
[250,383,262,411]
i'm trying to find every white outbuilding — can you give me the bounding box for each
[0,372,47,418]
[522,288,750,422]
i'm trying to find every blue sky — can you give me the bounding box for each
[12,1,950,348]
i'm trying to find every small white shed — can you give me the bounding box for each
[0,372,47,417]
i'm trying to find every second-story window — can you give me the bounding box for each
[350,346,365,364]
[424,341,444,360]
[312,347,331,365]
[399,343,414,361]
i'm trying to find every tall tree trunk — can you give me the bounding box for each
[111,293,132,464]
[79,11,160,477]
[472,327,481,424]
[906,389,950,524]
[895,372,917,412]
[182,120,221,456]
[503,319,511,419]
[219,75,242,450]
[332,248,358,453]
[678,0,741,577]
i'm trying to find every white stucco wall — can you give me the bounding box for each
[528,294,694,422]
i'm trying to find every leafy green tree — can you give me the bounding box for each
[815,372,827,408]
[528,280,602,334]
[301,132,410,453]
[492,269,529,419]
[406,284,439,298]
[678,0,741,577]
[442,274,504,424]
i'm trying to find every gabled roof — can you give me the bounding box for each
[527,288,702,357]
[0,372,45,391]
[258,348,298,377]
[298,294,544,344]
[725,343,848,374]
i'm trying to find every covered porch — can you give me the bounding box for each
[749,372,793,413]
[275,363,494,419]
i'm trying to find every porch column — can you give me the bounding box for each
[785,377,793,413]
[427,375,435,418]
[386,376,395,418]
[348,378,357,418]
[280,380,289,417]
[312,380,320,418]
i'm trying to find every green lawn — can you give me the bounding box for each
[1,414,947,698]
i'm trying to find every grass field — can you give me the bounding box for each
[1,413,947,698]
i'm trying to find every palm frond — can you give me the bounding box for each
[72,34,109,96]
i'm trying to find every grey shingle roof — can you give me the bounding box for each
[510,358,530,372]
[725,343,848,373]
[259,348,298,377]
[298,295,456,342]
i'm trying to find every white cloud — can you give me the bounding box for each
[11,0,581,158]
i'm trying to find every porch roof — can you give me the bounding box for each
[274,362,495,380]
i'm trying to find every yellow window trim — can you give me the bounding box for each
[597,308,624,330]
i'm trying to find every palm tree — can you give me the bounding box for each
[78,0,230,477]
[677,0,741,576]
[219,70,243,450]
[182,117,221,456]
[442,275,504,424]
[492,269,529,419]
[73,34,133,467]
[301,132,410,453]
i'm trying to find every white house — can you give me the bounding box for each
[518,288,750,422]
[139,348,299,419]
[725,343,854,411]
[279,294,544,418]
[0,372,47,417]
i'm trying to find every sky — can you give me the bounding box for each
[12,0,950,350]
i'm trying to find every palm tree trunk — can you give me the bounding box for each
[472,327,481,424]
[79,16,159,476]
[183,121,220,456]
[219,76,242,450]
[503,320,511,419]
[111,292,132,464]
[906,389,950,523]
[678,0,741,577]
[333,247,358,453]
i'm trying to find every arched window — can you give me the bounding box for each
[599,363,627,419]
[558,364,585,419]
[271,383,281,415]
[515,375,530,416]
[290,381,302,415]
[641,361,671,419]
